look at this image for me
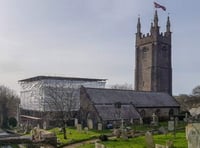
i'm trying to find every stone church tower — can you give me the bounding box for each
[135,10,172,95]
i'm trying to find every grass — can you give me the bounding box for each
[48,127,110,146]
[47,121,187,147]
[78,121,188,148]
[78,131,187,148]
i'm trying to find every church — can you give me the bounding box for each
[80,11,179,128]
[18,11,180,129]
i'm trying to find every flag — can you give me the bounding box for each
[154,2,166,11]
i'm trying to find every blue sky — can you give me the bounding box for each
[0,0,200,95]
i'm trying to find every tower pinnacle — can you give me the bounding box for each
[136,17,141,38]
[137,17,141,33]
[154,10,158,27]
[166,16,170,32]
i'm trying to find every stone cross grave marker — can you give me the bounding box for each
[175,117,179,127]
[151,113,158,126]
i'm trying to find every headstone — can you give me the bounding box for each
[122,129,128,140]
[168,121,174,131]
[95,142,105,148]
[183,112,189,122]
[155,144,166,148]
[166,140,173,148]
[98,123,103,131]
[87,119,93,129]
[113,128,121,138]
[77,124,82,132]
[84,127,89,134]
[121,119,124,129]
[74,118,78,127]
[139,117,143,125]
[145,131,155,148]
[43,121,47,130]
[175,117,179,127]
[186,123,200,148]
[130,118,133,124]
[158,126,168,135]
[185,112,188,119]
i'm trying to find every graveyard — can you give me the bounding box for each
[39,115,191,148]
[75,121,188,148]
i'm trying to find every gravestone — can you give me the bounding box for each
[184,112,188,122]
[87,119,93,129]
[77,124,82,132]
[98,123,103,131]
[151,113,158,126]
[175,117,179,127]
[74,118,78,127]
[168,121,174,131]
[139,117,143,125]
[158,126,168,135]
[155,144,166,148]
[121,129,128,140]
[84,127,89,134]
[130,118,133,124]
[186,123,200,148]
[166,140,173,148]
[113,128,121,138]
[95,142,105,148]
[43,121,47,130]
[145,131,155,148]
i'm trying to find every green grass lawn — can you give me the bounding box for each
[48,122,187,147]
[48,127,110,146]
[79,132,187,148]
[78,131,187,148]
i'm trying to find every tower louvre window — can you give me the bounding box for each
[162,46,167,57]
[142,47,149,59]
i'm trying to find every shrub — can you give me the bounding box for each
[8,117,17,127]
[99,135,108,141]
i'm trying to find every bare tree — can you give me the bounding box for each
[44,82,78,139]
[192,85,200,96]
[110,83,132,90]
[0,85,20,128]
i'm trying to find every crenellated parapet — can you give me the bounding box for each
[136,10,171,46]
[136,32,171,46]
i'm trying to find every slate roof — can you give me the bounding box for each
[84,87,180,108]
[95,104,140,121]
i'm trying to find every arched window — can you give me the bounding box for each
[169,109,174,117]
[155,109,161,117]
[140,109,146,117]
[162,46,167,57]
[142,47,149,59]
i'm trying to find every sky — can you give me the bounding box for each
[0,0,200,95]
